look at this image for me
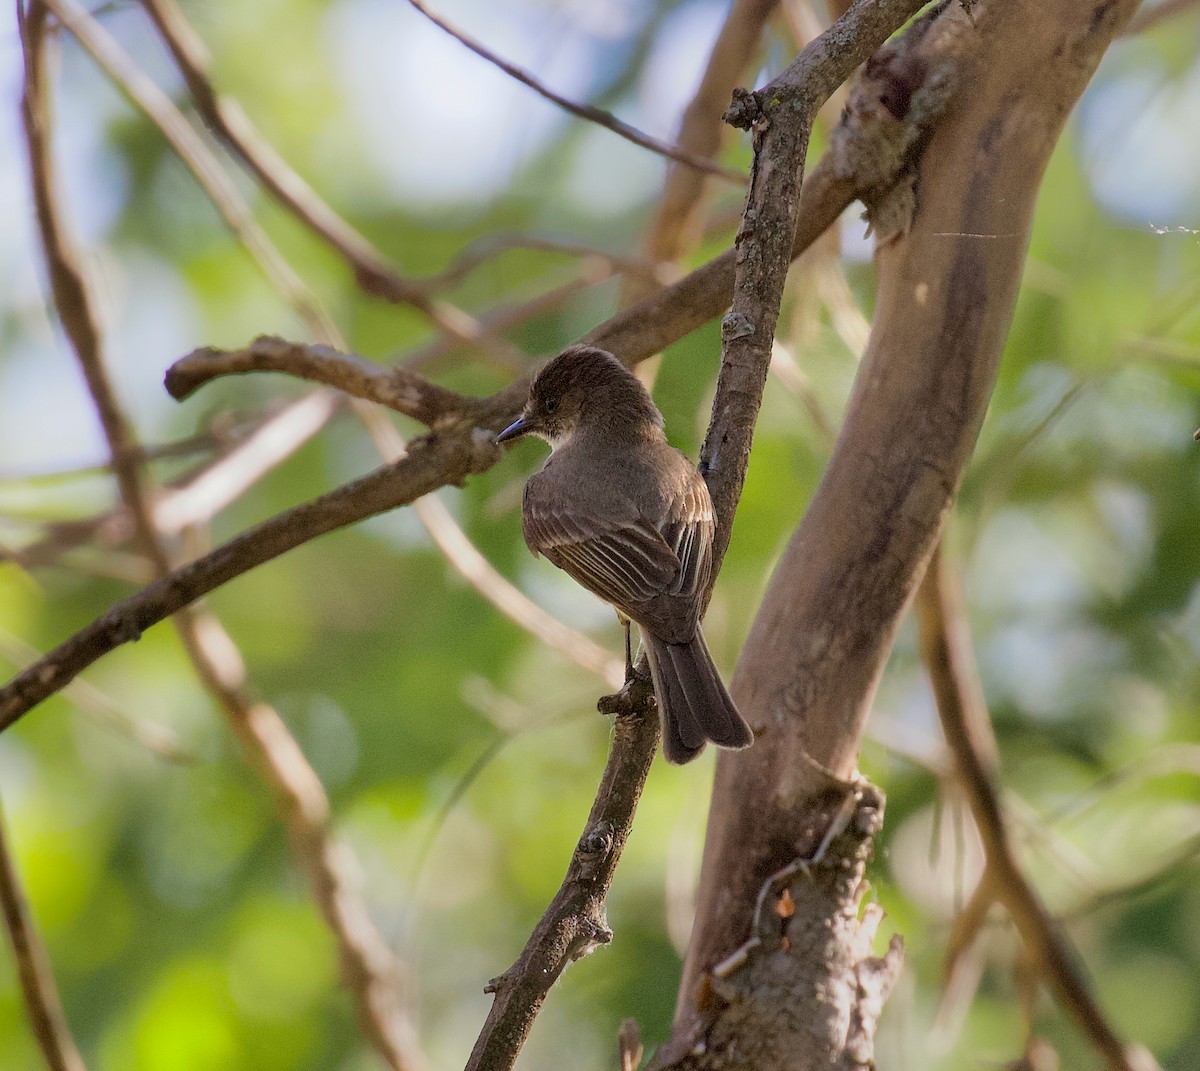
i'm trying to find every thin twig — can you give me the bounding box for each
[465,693,660,1071]
[0,627,192,762]
[625,0,779,306]
[0,431,222,485]
[177,615,428,1070]
[138,0,528,367]
[700,0,931,568]
[151,394,342,534]
[619,1019,644,1071]
[0,794,88,1071]
[915,542,1158,1071]
[10,400,337,571]
[1067,829,1200,919]
[51,0,412,543]
[46,0,348,536]
[936,872,995,1040]
[0,408,503,735]
[404,279,587,373]
[404,0,745,184]
[46,0,335,342]
[415,495,625,689]
[167,337,471,427]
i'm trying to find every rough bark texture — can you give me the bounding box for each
[666,1,1139,1068]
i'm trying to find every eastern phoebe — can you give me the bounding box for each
[496,345,753,764]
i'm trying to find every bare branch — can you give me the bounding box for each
[20,1,149,539]
[700,0,931,570]
[0,627,192,762]
[0,427,498,726]
[349,398,626,689]
[627,0,779,306]
[1067,829,1200,919]
[416,234,665,295]
[167,337,472,427]
[939,873,996,1035]
[405,279,587,373]
[587,156,856,361]
[915,543,1157,1071]
[137,0,530,366]
[10,399,338,572]
[0,431,220,485]
[46,0,336,343]
[465,694,661,1071]
[619,1020,644,1071]
[404,0,746,184]
[152,393,342,534]
[0,796,87,1071]
[175,612,428,1070]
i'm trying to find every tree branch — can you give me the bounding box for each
[700,0,931,570]
[137,0,527,367]
[177,614,429,1070]
[403,0,746,183]
[167,336,472,428]
[624,0,779,306]
[416,233,664,295]
[0,795,87,1071]
[47,0,337,343]
[464,697,660,1071]
[915,544,1158,1071]
[0,428,499,734]
[414,495,625,689]
[348,397,627,690]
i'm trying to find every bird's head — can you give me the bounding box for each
[496,345,660,449]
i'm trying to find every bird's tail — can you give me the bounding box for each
[644,631,753,764]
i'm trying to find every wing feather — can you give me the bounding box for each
[524,493,676,609]
[521,459,715,617]
[662,472,714,599]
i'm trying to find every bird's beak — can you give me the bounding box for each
[496,415,532,444]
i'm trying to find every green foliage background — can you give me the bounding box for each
[1,2,1199,1069]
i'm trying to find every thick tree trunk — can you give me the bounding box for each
[661,2,1140,1068]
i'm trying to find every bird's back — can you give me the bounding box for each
[521,431,714,644]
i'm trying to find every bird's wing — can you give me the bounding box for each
[659,469,715,601]
[522,466,715,613]
[522,493,679,610]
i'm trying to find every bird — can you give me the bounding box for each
[495,344,753,764]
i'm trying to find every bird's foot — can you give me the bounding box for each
[598,673,655,718]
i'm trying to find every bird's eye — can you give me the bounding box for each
[544,397,559,415]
